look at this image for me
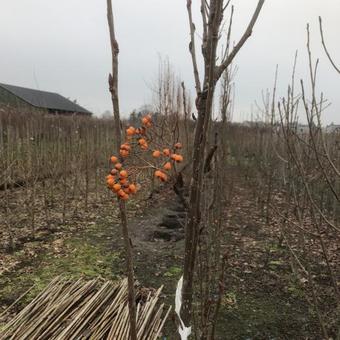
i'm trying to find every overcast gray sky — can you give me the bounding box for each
[0,1,339,123]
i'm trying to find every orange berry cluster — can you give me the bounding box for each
[106,114,184,200]
[138,138,148,151]
[119,142,131,158]
[106,158,137,201]
[152,143,183,181]
[141,115,152,128]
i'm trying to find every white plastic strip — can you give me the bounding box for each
[175,276,192,339]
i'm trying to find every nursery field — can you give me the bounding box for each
[0,111,339,339]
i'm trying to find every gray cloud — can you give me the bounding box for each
[0,0,339,123]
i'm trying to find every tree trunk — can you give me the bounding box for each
[107,1,137,338]
[182,92,212,325]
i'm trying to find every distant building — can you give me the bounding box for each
[0,83,91,116]
[325,123,340,134]
[296,124,310,134]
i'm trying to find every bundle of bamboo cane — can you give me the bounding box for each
[0,277,171,339]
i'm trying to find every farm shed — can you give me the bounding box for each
[0,83,92,116]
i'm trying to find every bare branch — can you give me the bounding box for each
[107,0,122,150]
[201,0,209,41]
[223,0,232,13]
[319,16,340,74]
[221,5,234,64]
[186,0,202,94]
[215,0,265,81]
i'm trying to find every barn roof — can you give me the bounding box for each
[0,83,91,114]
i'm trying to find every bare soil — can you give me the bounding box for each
[0,168,336,339]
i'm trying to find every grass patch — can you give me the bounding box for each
[217,293,313,339]
[163,265,182,278]
[0,221,122,308]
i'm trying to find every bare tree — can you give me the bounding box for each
[181,0,265,328]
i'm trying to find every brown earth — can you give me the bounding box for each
[0,167,336,339]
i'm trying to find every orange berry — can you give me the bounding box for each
[121,193,129,201]
[120,178,128,185]
[117,189,125,197]
[120,149,129,158]
[160,173,168,182]
[126,126,136,136]
[110,156,118,163]
[128,184,137,194]
[163,148,170,156]
[107,178,115,188]
[110,169,119,176]
[113,183,121,192]
[142,117,149,125]
[141,143,148,150]
[170,153,177,161]
[154,170,167,182]
[175,155,184,163]
[115,163,123,170]
[120,170,128,178]
[163,162,172,170]
[152,150,161,158]
[106,174,114,181]
[155,170,162,178]
[175,142,182,149]
[138,138,147,145]
[120,143,131,151]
